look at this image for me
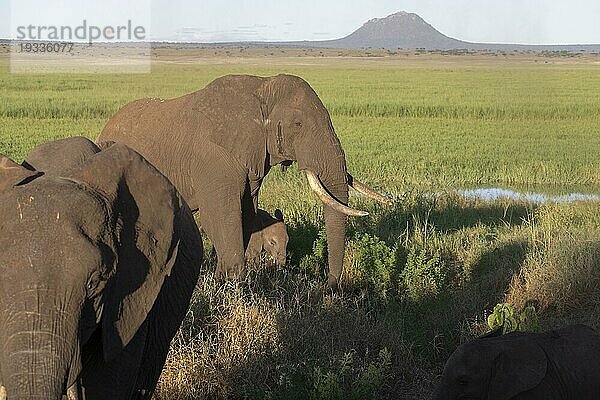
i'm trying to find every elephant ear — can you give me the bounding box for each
[71,143,184,362]
[487,339,547,400]
[0,154,43,192]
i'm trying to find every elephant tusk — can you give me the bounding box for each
[67,385,80,400]
[0,385,6,400]
[305,170,369,217]
[347,173,394,205]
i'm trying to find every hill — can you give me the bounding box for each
[315,11,466,50]
[255,11,600,52]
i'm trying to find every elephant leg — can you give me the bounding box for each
[198,182,247,280]
[189,144,249,279]
[212,205,246,279]
[242,180,258,250]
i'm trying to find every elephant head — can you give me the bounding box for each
[211,74,391,286]
[22,136,100,176]
[246,208,288,267]
[0,144,201,400]
[433,331,548,400]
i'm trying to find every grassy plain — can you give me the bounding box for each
[0,46,599,399]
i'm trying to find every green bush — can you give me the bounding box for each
[311,348,392,400]
[254,349,392,400]
[299,228,329,278]
[400,247,449,301]
[345,234,399,299]
[487,303,540,334]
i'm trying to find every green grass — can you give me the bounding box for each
[1,52,599,399]
[1,58,599,188]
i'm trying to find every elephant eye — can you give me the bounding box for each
[86,272,101,291]
[294,121,302,128]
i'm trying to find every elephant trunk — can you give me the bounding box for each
[311,173,349,288]
[1,293,79,400]
[296,130,351,287]
[323,194,348,288]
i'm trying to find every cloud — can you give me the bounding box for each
[238,24,269,29]
[166,26,277,42]
[162,22,292,42]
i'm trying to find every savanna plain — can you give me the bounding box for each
[1,46,599,399]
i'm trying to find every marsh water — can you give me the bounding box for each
[454,186,600,204]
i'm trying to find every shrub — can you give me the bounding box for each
[486,303,540,334]
[311,348,392,400]
[299,228,328,278]
[400,247,449,301]
[344,234,399,300]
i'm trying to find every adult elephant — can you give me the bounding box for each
[433,325,600,399]
[98,74,391,287]
[0,143,203,400]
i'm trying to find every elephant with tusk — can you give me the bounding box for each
[98,74,392,287]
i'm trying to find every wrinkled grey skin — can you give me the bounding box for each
[433,325,600,400]
[246,209,288,267]
[0,143,203,400]
[23,137,100,175]
[98,74,383,287]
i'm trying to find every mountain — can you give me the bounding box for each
[315,11,466,50]
[304,11,600,51]
[155,11,600,52]
[3,12,600,52]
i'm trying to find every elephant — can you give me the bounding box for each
[246,208,288,267]
[433,324,600,400]
[0,142,203,400]
[22,136,100,175]
[98,74,392,287]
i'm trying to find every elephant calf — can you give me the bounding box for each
[0,143,203,400]
[246,208,288,267]
[434,324,600,399]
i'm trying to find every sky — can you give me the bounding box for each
[1,0,599,44]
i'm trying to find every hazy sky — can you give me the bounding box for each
[1,0,599,44]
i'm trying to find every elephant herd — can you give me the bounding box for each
[0,74,391,400]
[1,74,599,399]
